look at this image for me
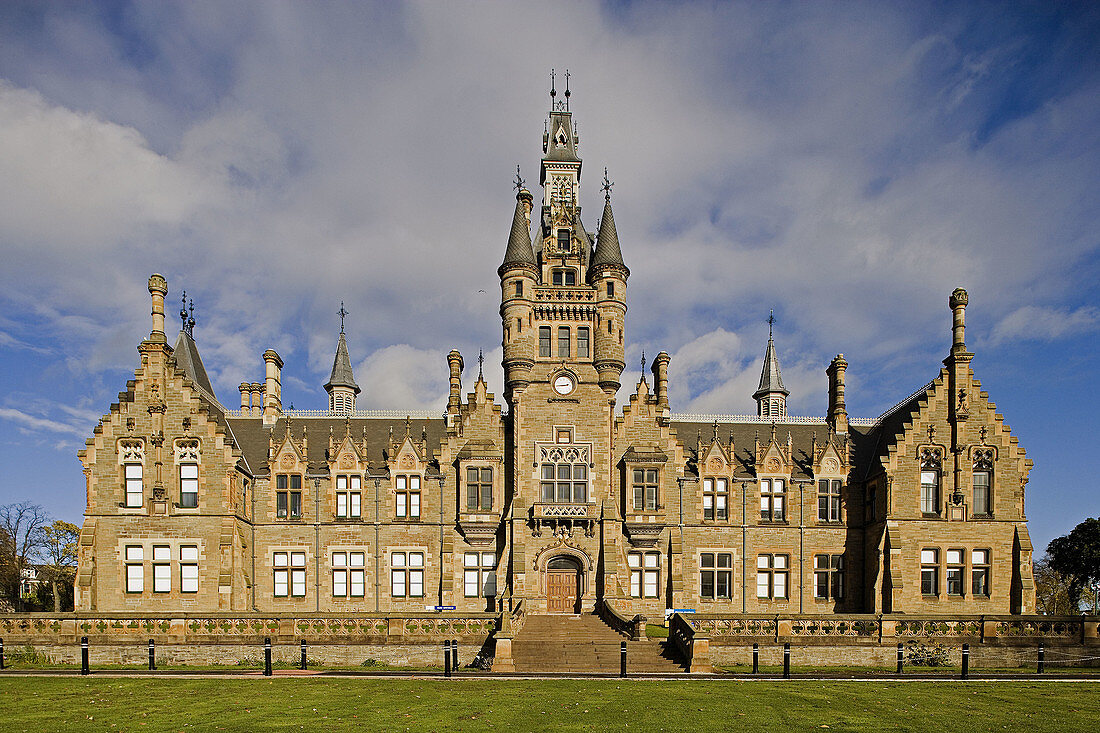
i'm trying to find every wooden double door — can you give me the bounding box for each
[546,557,582,613]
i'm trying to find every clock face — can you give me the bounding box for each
[553,375,575,395]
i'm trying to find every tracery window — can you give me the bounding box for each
[972,449,994,516]
[539,444,589,503]
[920,448,942,515]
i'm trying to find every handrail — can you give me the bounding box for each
[597,599,644,640]
[669,612,710,672]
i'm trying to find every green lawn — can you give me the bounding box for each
[0,677,1097,732]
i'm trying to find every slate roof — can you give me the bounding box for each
[170,329,219,406]
[542,111,581,164]
[324,332,360,394]
[590,195,627,272]
[224,416,447,476]
[670,420,871,482]
[752,337,789,400]
[500,190,537,271]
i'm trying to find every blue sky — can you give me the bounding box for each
[0,1,1097,555]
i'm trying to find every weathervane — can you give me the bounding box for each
[768,310,775,339]
[338,302,348,334]
[601,168,614,200]
[180,291,195,337]
[514,165,525,192]
[640,349,646,378]
[478,349,484,380]
[564,69,571,110]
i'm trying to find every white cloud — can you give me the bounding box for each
[989,305,1100,345]
[0,407,86,437]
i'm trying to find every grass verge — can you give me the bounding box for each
[0,677,1097,732]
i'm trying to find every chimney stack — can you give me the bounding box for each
[447,350,464,413]
[652,351,670,414]
[262,350,283,425]
[147,274,168,342]
[827,354,849,435]
[949,288,968,354]
[250,383,264,417]
[239,383,251,414]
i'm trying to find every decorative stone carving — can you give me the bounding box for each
[119,440,144,463]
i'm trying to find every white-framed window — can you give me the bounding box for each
[972,549,990,596]
[632,468,659,512]
[972,470,991,516]
[395,475,421,519]
[274,551,306,598]
[391,551,424,598]
[756,554,789,599]
[946,548,965,596]
[817,479,841,522]
[179,463,198,508]
[760,479,785,522]
[465,467,493,512]
[700,552,732,600]
[336,475,362,519]
[920,448,942,515]
[920,548,939,596]
[463,552,497,598]
[180,545,199,593]
[628,552,660,598]
[125,545,144,593]
[813,554,844,600]
[125,463,144,508]
[152,545,171,593]
[703,478,728,521]
[332,551,366,598]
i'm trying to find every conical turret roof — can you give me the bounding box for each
[500,189,537,272]
[325,332,360,395]
[753,336,789,400]
[590,195,628,273]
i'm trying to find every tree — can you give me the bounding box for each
[1033,555,1077,615]
[1046,517,1100,612]
[0,502,50,611]
[38,520,79,612]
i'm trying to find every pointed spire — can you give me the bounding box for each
[752,330,790,400]
[591,173,627,273]
[500,187,537,273]
[324,331,361,395]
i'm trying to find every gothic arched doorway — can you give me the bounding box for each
[546,555,583,613]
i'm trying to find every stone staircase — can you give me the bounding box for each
[508,613,688,675]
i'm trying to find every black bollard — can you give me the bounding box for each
[1,637,5,670]
[148,639,155,671]
[752,643,759,674]
[444,641,451,677]
[783,642,790,679]
[1037,644,1044,674]
[620,640,627,678]
[451,639,459,672]
[961,643,969,680]
[81,636,89,676]
[896,643,903,674]
[263,637,272,677]
[300,640,307,670]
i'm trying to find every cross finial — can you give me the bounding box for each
[640,349,646,377]
[768,310,775,339]
[514,165,525,192]
[550,69,556,100]
[478,349,484,380]
[185,298,195,337]
[564,69,571,109]
[180,291,188,331]
[601,167,614,200]
[338,302,348,334]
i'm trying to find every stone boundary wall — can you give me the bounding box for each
[0,612,498,647]
[676,613,1100,670]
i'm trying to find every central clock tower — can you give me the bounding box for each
[498,82,629,612]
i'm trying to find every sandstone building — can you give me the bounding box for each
[75,92,1036,618]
